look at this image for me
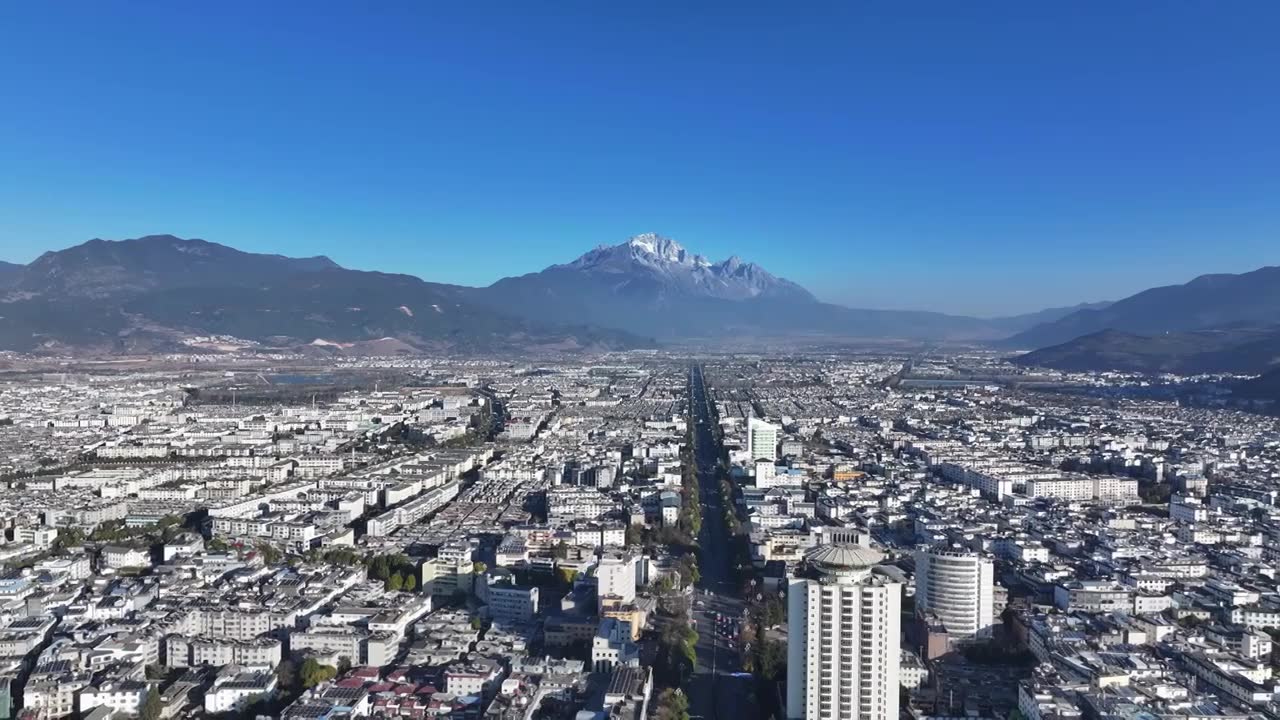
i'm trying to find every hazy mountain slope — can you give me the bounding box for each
[7,231,1229,352]
[987,301,1113,335]
[1006,266,1280,348]
[0,235,648,352]
[0,300,130,352]
[16,234,340,298]
[1011,326,1280,374]
[480,234,1013,340]
[1237,366,1280,405]
[0,261,22,288]
[127,268,641,349]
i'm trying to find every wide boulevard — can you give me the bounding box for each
[685,364,756,720]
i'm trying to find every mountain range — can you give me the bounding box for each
[1004,266,1280,374]
[0,233,1091,353]
[0,235,644,353]
[0,233,1275,366]
[1005,266,1280,349]
[477,234,1098,340]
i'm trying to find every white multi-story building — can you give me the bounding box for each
[748,417,779,463]
[914,545,995,641]
[204,671,277,714]
[787,544,901,720]
[482,578,539,624]
[1170,495,1210,523]
[101,545,151,570]
[78,681,149,716]
[595,554,638,609]
[591,617,640,672]
[166,636,283,670]
[755,461,778,487]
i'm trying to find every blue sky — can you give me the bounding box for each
[1,2,1277,316]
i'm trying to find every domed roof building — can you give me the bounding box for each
[789,543,902,720]
[805,543,884,573]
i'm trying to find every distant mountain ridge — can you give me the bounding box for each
[18,234,339,297]
[1011,326,1280,375]
[0,260,22,288]
[0,231,1191,353]
[987,301,1113,334]
[477,233,1077,340]
[0,235,646,353]
[553,233,815,302]
[1006,266,1280,349]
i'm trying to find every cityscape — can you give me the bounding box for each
[0,340,1277,720]
[3,4,1280,720]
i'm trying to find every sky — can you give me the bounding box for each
[1,2,1278,316]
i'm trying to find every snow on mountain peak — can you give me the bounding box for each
[625,233,703,266]
[558,233,814,302]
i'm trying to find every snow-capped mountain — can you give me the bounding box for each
[478,232,1003,339]
[0,234,645,352]
[554,233,814,302]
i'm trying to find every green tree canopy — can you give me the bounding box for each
[654,688,690,720]
[140,686,163,720]
[557,567,579,587]
[300,658,337,688]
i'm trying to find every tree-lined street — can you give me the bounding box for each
[685,365,756,720]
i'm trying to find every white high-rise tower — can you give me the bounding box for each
[747,416,779,463]
[787,544,901,720]
[914,544,995,641]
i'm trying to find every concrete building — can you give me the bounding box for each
[481,574,540,624]
[748,417,779,463]
[204,670,276,714]
[592,617,640,672]
[101,545,150,570]
[787,544,901,720]
[914,544,995,641]
[78,680,148,717]
[595,554,638,610]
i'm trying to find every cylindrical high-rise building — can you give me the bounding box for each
[914,544,995,641]
[787,544,900,720]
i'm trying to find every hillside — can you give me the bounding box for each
[0,235,648,353]
[0,261,22,288]
[1011,326,1280,375]
[1006,266,1280,348]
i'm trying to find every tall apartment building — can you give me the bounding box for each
[914,545,995,641]
[787,544,901,720]
[595,554,638,609]
[748,417,779,463]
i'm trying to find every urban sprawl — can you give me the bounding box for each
[0,352,1278,720]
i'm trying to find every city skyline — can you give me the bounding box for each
[3,3,1279,315]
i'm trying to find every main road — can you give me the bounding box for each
[685,364,756,720]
